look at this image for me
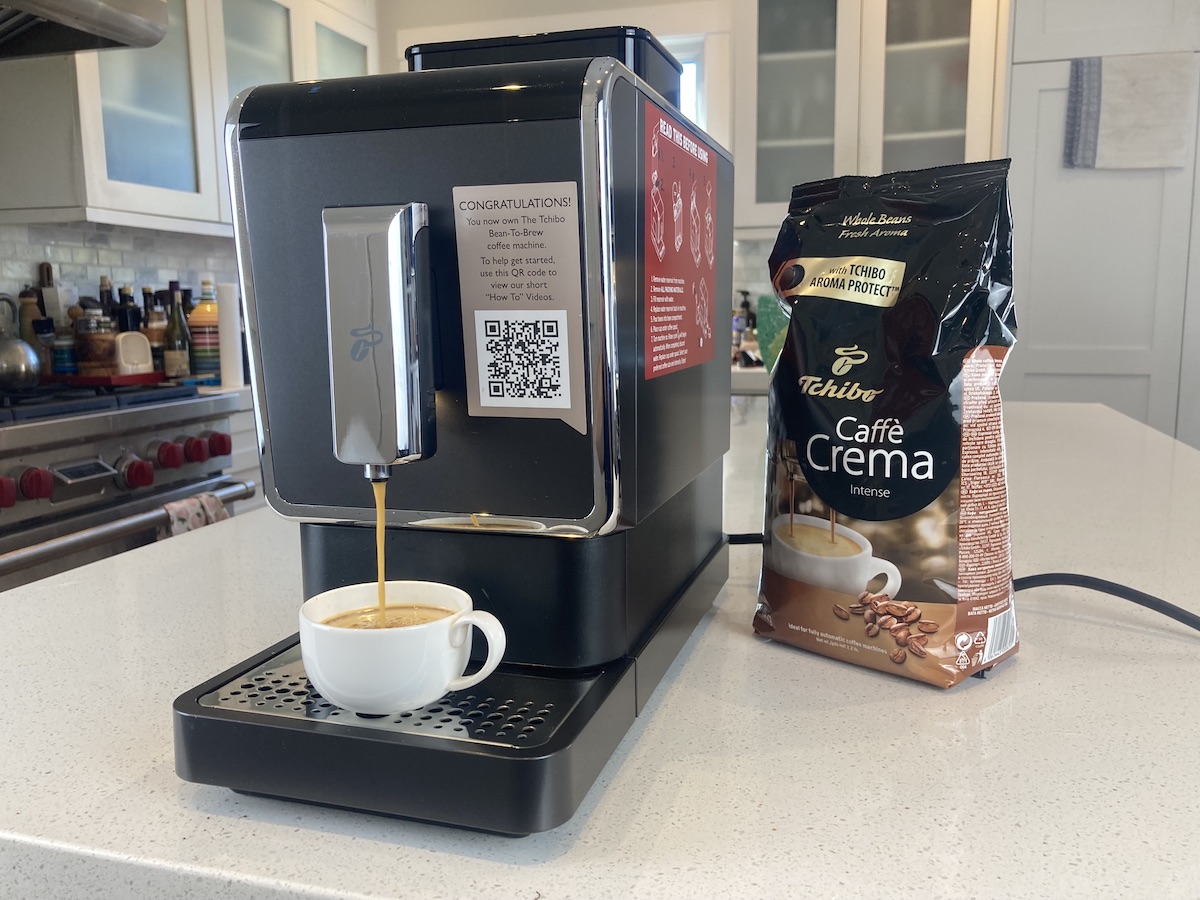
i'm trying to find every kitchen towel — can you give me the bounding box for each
[217,282,245,388]
[157,493,230,540]
[1064,52,1200,169]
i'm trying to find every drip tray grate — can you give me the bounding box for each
[199,643,591,749]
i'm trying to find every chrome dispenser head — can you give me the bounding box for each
[322,204,434,477]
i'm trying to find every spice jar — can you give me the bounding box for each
[32,318,56,382]
[52,336,78,375]
[75,309,117,376]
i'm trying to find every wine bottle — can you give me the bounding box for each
[163,289,192,378]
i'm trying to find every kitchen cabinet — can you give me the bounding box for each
[0,0,224,235]
[1001,2,1200,448]
[733,0,1007,230]
[0,0,377,236]
[1002,61,1196,438]
[206,0,377,223]
[1011,0,1200,61]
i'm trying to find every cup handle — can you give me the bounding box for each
[870,558,902,600]
[447,610,507,692]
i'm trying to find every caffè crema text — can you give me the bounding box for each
[805,416,935,480]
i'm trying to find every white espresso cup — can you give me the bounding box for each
[766,513,902,599]
[299,580,506,715]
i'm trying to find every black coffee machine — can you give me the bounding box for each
[175,28,732,835]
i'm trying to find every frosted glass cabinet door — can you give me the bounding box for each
[98,0,198,193]
[223,0,293,105]
[754,0,839,204]
[880,0,971,172]
[316,23,367,79]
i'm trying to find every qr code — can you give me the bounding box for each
[474,310,570,409]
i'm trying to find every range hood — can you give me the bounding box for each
[0,0,166,58]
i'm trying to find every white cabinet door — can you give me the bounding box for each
[733,0,860,230]
[81,0,220,223]
[733,0,1005,232]
[1003,61,1196,435]
[207,0,304,223]
[858,0,1004,174]
[309,1,377,78]
[1011,0,1200,62]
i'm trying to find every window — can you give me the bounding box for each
[661,35,706,128]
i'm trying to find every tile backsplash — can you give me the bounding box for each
[0,221,238,307]
[2,220,775,318]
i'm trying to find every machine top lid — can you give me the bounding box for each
[231,58,594,142]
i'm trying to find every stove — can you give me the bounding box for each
[0,383,246,589]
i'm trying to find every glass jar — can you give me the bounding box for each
[75,310,117,376]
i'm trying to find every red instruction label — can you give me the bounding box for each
[644,100,717,380]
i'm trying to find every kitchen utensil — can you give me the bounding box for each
[0,295,43,390]
[114,330,154,375]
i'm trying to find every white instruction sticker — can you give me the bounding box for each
[453,182,585,434]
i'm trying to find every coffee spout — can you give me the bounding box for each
[322,203,436,472]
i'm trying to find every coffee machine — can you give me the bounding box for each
[175,29,733,835]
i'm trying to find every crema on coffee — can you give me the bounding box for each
[754,160,1020,688]
[322,604,453,629]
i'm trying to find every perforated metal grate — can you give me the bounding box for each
[199,644,590,749]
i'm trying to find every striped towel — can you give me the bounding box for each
[157,493,230,539]
[1064,52,1199,169]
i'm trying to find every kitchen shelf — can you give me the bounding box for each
[884,128,968,143]
[758,136,836,149]
[759,48,837,63]
[886,36,969,54]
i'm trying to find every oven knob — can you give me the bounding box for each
[182,436,210,463]
[206,431,233,457]
[0,476,15,508]
[119,458,155,490]
[19,467,54,500]
[151,440,185,469]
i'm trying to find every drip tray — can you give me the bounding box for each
[174,635,636,836]
[200,643,601,749]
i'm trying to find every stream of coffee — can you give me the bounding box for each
[373,479,387,624]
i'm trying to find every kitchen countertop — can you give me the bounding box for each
[2,400,1198,899]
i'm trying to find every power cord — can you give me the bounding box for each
[724,533,1200,634]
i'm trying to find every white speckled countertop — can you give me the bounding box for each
[2,401,1198,900]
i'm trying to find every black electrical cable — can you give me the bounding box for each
[724,532,1200,634]
[1012,573,1200,633]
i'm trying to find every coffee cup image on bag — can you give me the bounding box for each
[766,514,902,599]
[299,580,506,715]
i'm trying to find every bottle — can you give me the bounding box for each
[141,286,155,316]
[17,287,41,346]
[142,306,167,373]
[188,279,221,383]
[180,287,194,319]
[163,289,191,379]
[32,318,55,382]
[116,285,142,333]
[98,275,117,318]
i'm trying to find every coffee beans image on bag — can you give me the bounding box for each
[753,160,1020,688]
[839,590,939,668]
